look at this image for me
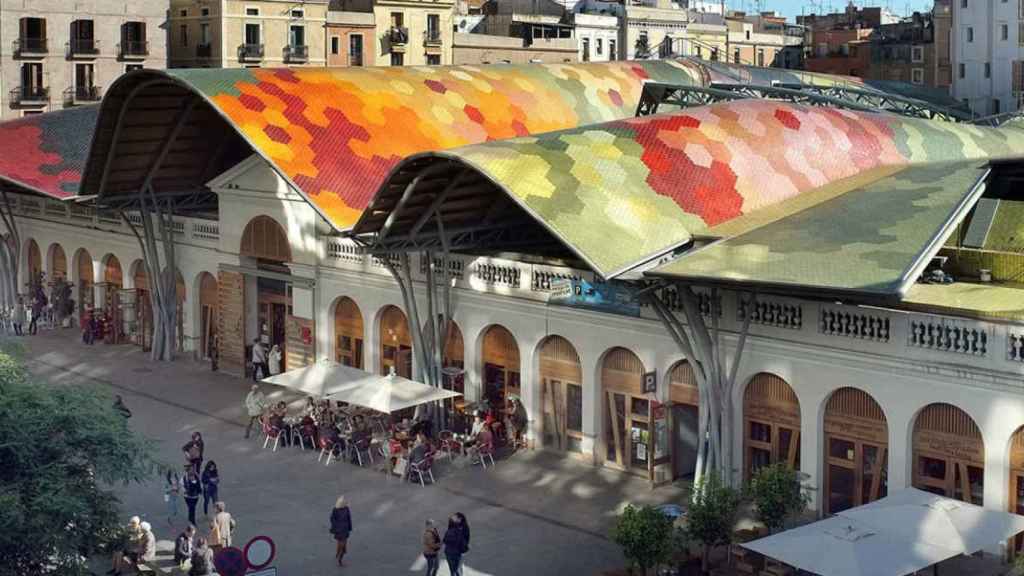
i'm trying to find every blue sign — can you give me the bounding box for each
[548,279,642,317]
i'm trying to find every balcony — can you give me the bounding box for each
[63,85,102,106]
[13,37,47,57]
[388,27,409,52]
[237,43,264,61]
[196,43,212,58]
[284,44,309,63]
[118,40,148,59]
[424,29,442,47]
[9,86,49,106]
[67,38,100,58]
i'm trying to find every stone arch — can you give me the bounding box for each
[1008,426,1024,554]
[195,271,218,360]
[378,304,412,378]
[537,335,583,452]
[46,242,67,281]
[332,296,364,368]
[822,387,888,514]
[24,238,41,291]
[668,360,700,479]
[743,372,801,479]
[479,324,521,408]
[240,215,291,262]
[912,402,984,504]
[102,254,124,288]
[73,248,94,316]
[600,346,647,472]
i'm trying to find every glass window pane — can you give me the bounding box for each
[829,465,856,514]
[829,438,855,461]
[919,456,946,481]
[750,421,771,443]
[566,384,582,432]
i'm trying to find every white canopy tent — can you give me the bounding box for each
[742,487,1024,576]
[262,361,461,413]
[839,487,1024,556]
[740,515,958,576]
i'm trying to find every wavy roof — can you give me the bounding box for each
[0,105,99,199]
[85,60,706,227]
[357,99,1024,288]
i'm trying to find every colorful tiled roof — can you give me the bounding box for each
[152,60,706,229]
[648,161,990,298]
[0,105,99,199]
[411,99,1024,279]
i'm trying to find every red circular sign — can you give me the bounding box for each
[244,535,276,570]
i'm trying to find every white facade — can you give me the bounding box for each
[13,156,1024,520]
[573,13,620,61]
[952,0,1020,116]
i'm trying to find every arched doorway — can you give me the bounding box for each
[539,335,583,453]
[75,249,94,318]
[602,347,654,474]
[48,243,67,281]
[198,272,218,360]
[912,403,984,504]
[25,239,42,292]
[424,318,465,428]
[333,297,364,368]
[744,373,801,479]
[481,325,520,408]
[1009,427,1024,554]
[102,255,124,342]
[168,268,186,352]
[131,260,153,350]
[669,360,700,479]
[379,305,412,378]
[823,387,888,514]
[241,215,294,372]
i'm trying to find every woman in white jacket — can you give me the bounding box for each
[268,344,283,376]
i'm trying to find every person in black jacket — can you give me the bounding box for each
[182,432,204,475]
[183,466,202,526]
[201,461,220,516]
[173,524,195,569]
[329,495,353,567]
[443,514,468,576]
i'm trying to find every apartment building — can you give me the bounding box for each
[327,0,377,66]
[622,0,690,60]
[375,0,455,66]
[726,11,803,69]
[952,0,1020,115]
[0,0,166,119]
[167,0,329,68]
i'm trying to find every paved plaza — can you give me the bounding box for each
[21,330,689,576]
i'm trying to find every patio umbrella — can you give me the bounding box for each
[838,487,1024,556]
[261,360,368,398]
[741,515,958,576]
[325,369,461,414]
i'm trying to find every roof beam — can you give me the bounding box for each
[377,163,448,243]
[407,169,471,240]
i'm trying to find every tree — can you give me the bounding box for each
[0,343,161,575]
[612,504,675,576]
[686,473,741,574]
[648,285,755,488]
[746,463,809,534]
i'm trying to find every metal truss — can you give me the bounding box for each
[636,82,972,123]
[970,110,1024,128]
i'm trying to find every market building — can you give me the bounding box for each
[5,59,1024,529]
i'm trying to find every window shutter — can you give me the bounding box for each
[20,17,27,38]
[121,22,128,46]
[70,20,79,41]
[40,18,46,40]
[1014,61,1023,95]
[141,22,147,42]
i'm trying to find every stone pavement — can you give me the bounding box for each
[20,330,688,576]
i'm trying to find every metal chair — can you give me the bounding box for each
[350,437,374,467]
[408,452,436,486]
[437,430,460,461]
[475,441,496,468]
[263,426,282,451]
[318,437,339,465]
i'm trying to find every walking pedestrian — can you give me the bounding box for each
[268,343,282,376]
[173,524,195,570]
[182,431,204,475]
[422,519,442,576]
[443,514,469,576]
[213,501,236,548]
[188,537,215,576]
[244,384,267,439]
[165,469,181,525]
[251,338,267,380]
[455,512,470,550]
[183,466,202,527]
[329,495,352,567]
[28,297,40,335]
[13,298,24,336]
[201,461,220,517]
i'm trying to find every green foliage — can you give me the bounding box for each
[1013,552,1024,576]
[613,504,676,576]
[746,463,809,533]
[686,473,741,557]
[0,342,162,575]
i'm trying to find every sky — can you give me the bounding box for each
[723,0,937,21]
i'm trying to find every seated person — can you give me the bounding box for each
[467,426,494,463]
[109,516,144,575]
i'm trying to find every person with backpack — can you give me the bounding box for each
[183,466,202,527]
[182,432,204,475]
[422,519,442,576]
[443,513,469,576]
[188,537,214,576]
